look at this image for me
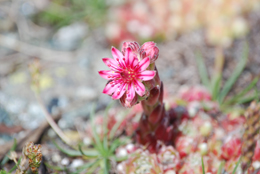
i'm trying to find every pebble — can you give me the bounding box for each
[53,22,88,50]
[70,159,84,169]
[61,158,70,166]
[52,153,62,163]
[75,87,97,100]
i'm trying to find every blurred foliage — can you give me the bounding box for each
[196,44,259,110]
[105,0,260,46]
[33,0,107,29]
[52,104,129,173]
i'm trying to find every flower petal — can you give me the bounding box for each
[122,41,140,55]
[138,57,150,72]
[98,70,120,80]
[111,47,126,68]
[134,80,145,97]
[103,82,118,95]
[112,83,127,100]
[132,58,139,68]
[102,58,122,71]
[126,82,136,102]
[138,70,156,81]
[125,47,135,68]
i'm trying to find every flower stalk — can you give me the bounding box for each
[29,60,71,146]
[99,41,172,152]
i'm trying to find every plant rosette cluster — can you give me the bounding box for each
[98,42,259,173]
[116,144,180,174]
[24,142,42,173]
[105,0,259,47]
[114,86,260,173]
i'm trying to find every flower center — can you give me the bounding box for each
[120,69,137,83]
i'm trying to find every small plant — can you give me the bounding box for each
[53,104,129,173]
[196,44,259,110]
[1,142,42,174]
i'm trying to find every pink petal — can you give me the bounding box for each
[138,70,156,81]
[111,47,126,68]
[103,82,117,95]
[98,70,120,80]
[134,80,145,97]
[141,41,156,50]
[125,47,135,68]
[138,57,150,72]
[132,58,139,68]
[122,41,140,55]
[126,82,136,102]
[102,58,122,71]
[112,83,127,100]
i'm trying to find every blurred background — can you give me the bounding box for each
[0,0,260,157]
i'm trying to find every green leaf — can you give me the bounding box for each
[102,158,109,174]
[86,159,101,174]
[1,139,17,167]
[45,162,67,171]
[78,144,99,158]
[108,138,129,156]
[111,155,128,162]
[255,86,260,103]
[90,104,105,155]
[236,93,259,104]
[195,51,210,88]
[53,141,82,157]
[0,170,8,174]
[109,111,130,140]
[211,74,222,100]
[201,157,205,174]
[217,161,224,174]
[9,157,21,172]
[232,157,241,174]
[74,160,99,173]
[218,43,248,103]
[102,102,114,153]
[224,77,258,105]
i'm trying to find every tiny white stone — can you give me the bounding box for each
[117,148,127,157]
[165,170,176,174]
[126,144,134,151]
[52,154,61,163]
[83,137,92,146]
[61,158,70,166]
[252,161,260,169]
[70,159,84,168]
[117,163,124,172]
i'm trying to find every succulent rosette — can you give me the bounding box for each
[99,41,159,108]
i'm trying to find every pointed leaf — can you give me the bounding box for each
[219,43,248,103]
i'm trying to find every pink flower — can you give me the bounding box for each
[221,138,241,160]
[99,45,156,106]
[253,140,260,161]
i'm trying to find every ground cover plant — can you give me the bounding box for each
[1,0,260,174]
[1,40,259,174]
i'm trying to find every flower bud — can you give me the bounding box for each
[120,93,138,108]
[121,41,140,55]
[146,85,160,106]
[198,143,208,156]
[149,103,164,124]
[199,121,213,137]
[139,41,159,63]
